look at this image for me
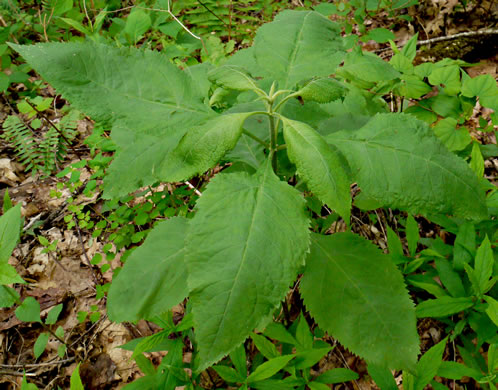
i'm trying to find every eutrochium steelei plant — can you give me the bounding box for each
[11,10,489,374]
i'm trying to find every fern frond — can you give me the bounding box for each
[0,0,20,13]
[1,115,41,172]
[39,126,59,173]
[2,111,80,175]
[178,0,266,39]
[55,109,79,162]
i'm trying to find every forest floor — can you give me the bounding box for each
[0,0,497,389]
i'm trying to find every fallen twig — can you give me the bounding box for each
[376,29,498,54]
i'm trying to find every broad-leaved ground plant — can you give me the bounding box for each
[11,9,493,384]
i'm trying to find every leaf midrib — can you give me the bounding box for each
[287,121,338,195]
[282,12,311,89]
[207,167,271,356]
[331,136,483,204]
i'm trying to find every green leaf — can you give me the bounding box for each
[453,222,475,271]
[16,297,41,323]
[405,215,419,257]
[208,65,262,93]
[282,117,351,221]
[158,113,254,182]
[326,113,488,220]
[3,189,13,213]
[363,28,396,43]
[401,33,418,61]
[213,365,245,383]
[295,314,313,350]
[230,344,247,377]
[107,217,189,323]
[430,380,448,390]
[58,17,91,35]
[0,262,25,285]
[134,354,155,376]
[301,232,419,370]
[307,382,330,390]
[404,104,437,124]
[464,264,481,298]
[0,203,21,263]
[0,72,9,92]
[340,51,400,83]
[470,142,484,178]
[437,361,482,380]
[131,330,172,359]
[263,323,297,345]
[55,326,64,339]
[21,375,39,390]
[430,94,461,118]
[484,296,498,327]
[403,371,416,390]
[488,343,498,373]
[293,347,332,369]
[295,78,346,103]
[34,332,49,359]
[0,285,20,307]
[315,367,359,384]
[391,53,414,74]
[386,226,404,263]
[432,118,471,152]
[52,0,73,15]
[416,297,474,318]
[247,355,295,383]
[70,363,85,390]
[367,363,398,390]
[428,65,461,95]
[461,74,497,98]
[414,337,447,390]
[102,132,181,198]
[398,75,432,98]
[473,236,494,295]
[10,42,212,198]
[434,258,466,298]
[45,303,63,325]
[251,333,279,359]
[124,9,151,44]
[186,161,310,370]
[253,10,345,88]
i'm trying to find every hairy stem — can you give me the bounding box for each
[268,109,278,173]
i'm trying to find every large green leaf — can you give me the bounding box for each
[295,77,347,104]
[339,51,400,83]
[157,112,255,182]
[326,113,488,220]
[281,117,351,221]
[10,42,213,197]
[0,204,21,263]
[10,42,210,129]
[300,233,419,370]
[103,130,182,198]
[208,65,262,94]
[186,161,310,370]
[253,10,345,88]
[107,217,189,323]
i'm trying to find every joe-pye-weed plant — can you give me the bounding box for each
[10,8,496,387]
